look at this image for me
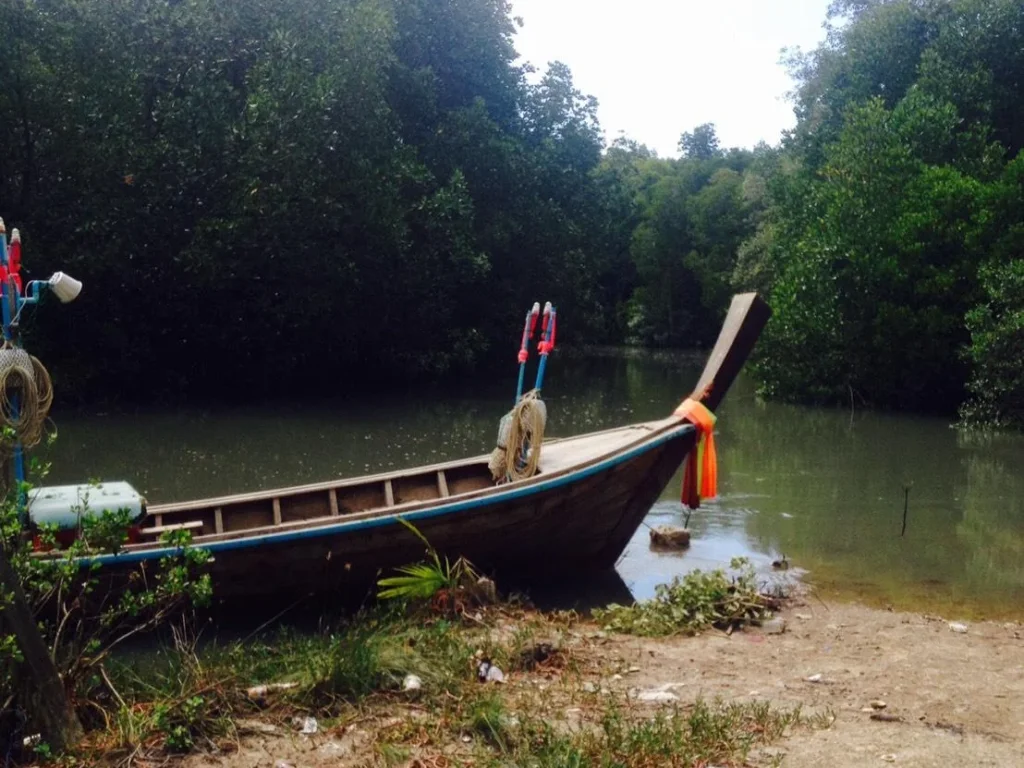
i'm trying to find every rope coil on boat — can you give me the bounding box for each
[488,389,547,483]
[0,341,53,450]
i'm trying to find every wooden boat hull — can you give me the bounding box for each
[82,422,694,598]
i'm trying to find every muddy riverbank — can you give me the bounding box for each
[180,595,1024,768]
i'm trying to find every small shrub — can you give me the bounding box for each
[592,557,778,636]
[377,518,491,618]
[153,695,206,752]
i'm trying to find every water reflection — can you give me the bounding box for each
[40,351,1024,618]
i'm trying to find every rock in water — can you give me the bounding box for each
[649,525,691,549]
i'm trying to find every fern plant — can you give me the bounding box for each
[377,518,479,603]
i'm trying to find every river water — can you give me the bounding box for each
[39,350,1024,619]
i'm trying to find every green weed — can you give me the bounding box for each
[593,557,780,636]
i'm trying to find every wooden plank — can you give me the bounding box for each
[384,479,395,507]
[272,498,282,526]
[140,520,204,537]
[154,513,163,527]
[437,470,450,498]
[214,507,224,534]
[329,489,339,516]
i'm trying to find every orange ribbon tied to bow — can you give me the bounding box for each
[673,398,718,510]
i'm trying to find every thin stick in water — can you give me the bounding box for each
[900,485,911,537]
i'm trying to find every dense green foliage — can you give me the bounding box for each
[2,0,1023,424]
[0,0,628,400]
[598,134,768,348]
[599,0,1024,425]
[745,0,1024,421]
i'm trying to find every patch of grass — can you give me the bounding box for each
[479,697,805,767]
[465,692,512,750]
[375,741,411,766]
[89,606,479,758]
[592,557,781,637]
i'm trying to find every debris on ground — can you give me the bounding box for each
[403,673,423,691]
[246,682,299,704]
[292,715,318,734]
[870,713,902,723]
[517,641,559,670]
[477,659,505,683]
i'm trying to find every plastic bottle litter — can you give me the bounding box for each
[292,715,318,734]
[403,674,423,691]
[477,659,505,683]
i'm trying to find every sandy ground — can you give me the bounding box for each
[602,599,1024,767]
[185,597,1024,767]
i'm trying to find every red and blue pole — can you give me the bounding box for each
[515,302,540,402]
[534,302,557,392]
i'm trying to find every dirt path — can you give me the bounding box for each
[596,599,1024,766]
[186,599,1024,767]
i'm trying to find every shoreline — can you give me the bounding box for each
[170,593,1023,768]
[783,559,1024,624]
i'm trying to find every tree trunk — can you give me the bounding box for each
[0,546,83,753]
[0,451,82,753]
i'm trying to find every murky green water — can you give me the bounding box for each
[39,351,1024,618]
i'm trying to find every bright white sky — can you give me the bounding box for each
[510,0,834,157]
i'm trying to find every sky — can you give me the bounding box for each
[509,0,835,157]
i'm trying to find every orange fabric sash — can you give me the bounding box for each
[673,398,718,510]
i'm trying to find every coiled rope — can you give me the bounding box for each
[488,389,547,484]
[0,342,53,451]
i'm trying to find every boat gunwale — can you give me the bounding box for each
[69,421,694,567]
[146,418,675,515]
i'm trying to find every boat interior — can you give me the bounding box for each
[131,417,683,547]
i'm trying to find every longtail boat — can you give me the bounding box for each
[33,294,770,598]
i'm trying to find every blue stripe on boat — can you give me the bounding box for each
[81,424,693,567]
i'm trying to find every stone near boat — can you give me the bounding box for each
[761,617,787,635]
[649,525,691,549]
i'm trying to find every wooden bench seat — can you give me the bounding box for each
[139,520,204,537]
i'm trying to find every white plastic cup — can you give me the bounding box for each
[49,272,83,303]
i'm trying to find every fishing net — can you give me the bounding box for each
[488,389,547,484]
[0,342,53,451]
